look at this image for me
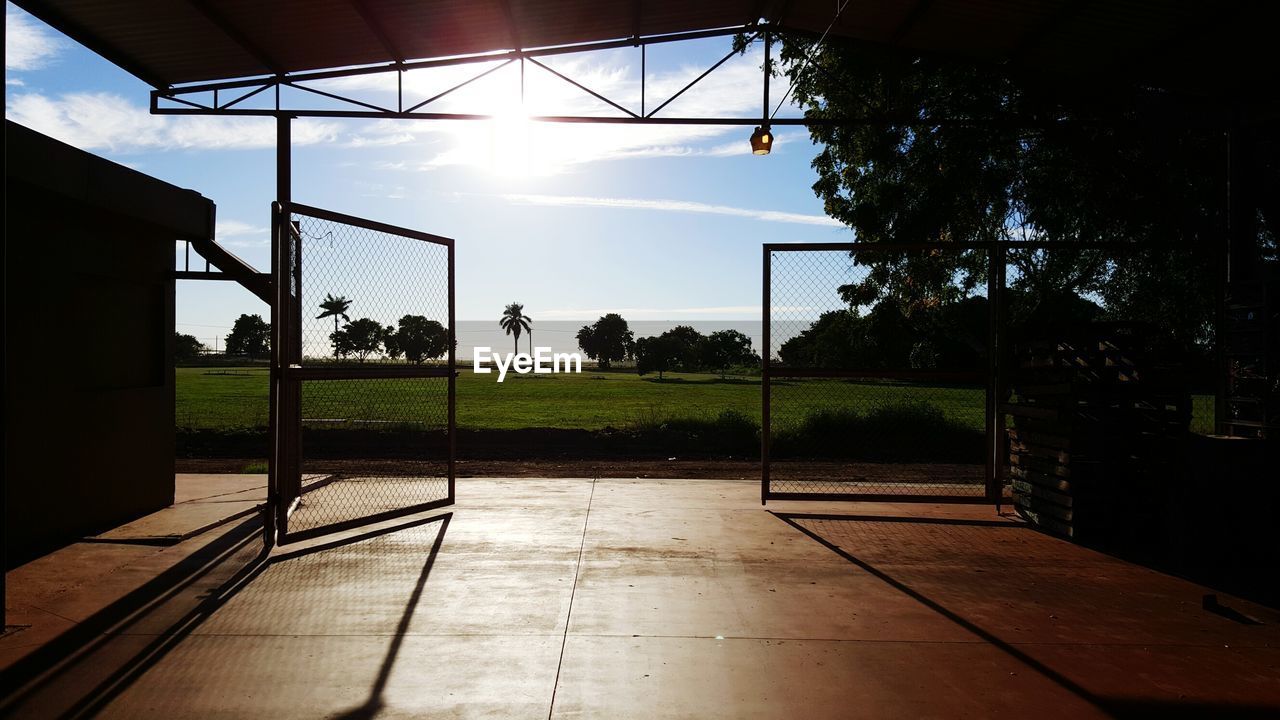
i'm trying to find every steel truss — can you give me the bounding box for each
[152,24,1191,129]
[149,23,1236,129]
[152,25,787,124]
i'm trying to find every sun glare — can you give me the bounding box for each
[483,99,556,178]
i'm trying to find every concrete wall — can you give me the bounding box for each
[4,121,214,565]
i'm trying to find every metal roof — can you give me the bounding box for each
[13,1,1280,102]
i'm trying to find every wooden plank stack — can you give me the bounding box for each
[1005,322,1191,546]
[1224,281,1279,439]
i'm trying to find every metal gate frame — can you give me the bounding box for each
[761,241,1004,505]
[266,201,456,546]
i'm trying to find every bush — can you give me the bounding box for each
[772,400,982,463]
[623,408,760,456]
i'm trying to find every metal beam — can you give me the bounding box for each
[889,0,935,45]
[346,0,406,64]
[646,41,750,118]
[404,60,515,114]
[147,21,1237,129]
[186,0,284,76]
[498,0,522,50]
[527,57,639,118]
[159,25,765,96]
[148,104,1234,128]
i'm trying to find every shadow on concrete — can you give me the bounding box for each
[1,511,451,719]
[330,512,450,720]
[772,511,1280,720]
[1,515,266,716]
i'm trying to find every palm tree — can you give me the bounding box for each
[316,294,352,359]
[499,302,532,356]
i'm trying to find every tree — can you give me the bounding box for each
[330,318,386,362]
[576,313,634,369]
[634,335,683,380]
[779,310,861,368]
[662,325,706,371]
[383,325,402,360]
[700,329,759,378]
[174,332,205,361]
[777,299,993,371]
[758,34,1232,353]
[316,294,352,359]
[391,315,449,364]
[499,302,531,356]
[225,314,270,359]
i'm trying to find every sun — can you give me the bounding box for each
[482,97,560,178]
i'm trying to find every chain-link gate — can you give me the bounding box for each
[762,242,998,503]
[762,240,1220,515]
[269,202,454,544]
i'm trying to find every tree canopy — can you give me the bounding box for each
[174,332,205,361]
[700,329,760,378]
[330,317,386,362]
[576,313,634,369]
[633,326,759,378]
[499,303,531,355]
[761,35,1236,354]
[390,315,449,364]
[634,334,683,380]
[225,314,270,359]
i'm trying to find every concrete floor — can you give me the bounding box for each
[4,477,1280,718]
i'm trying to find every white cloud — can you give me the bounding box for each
[6,7,63,72]
[215,220,266,237]
[5,91,341,152]
[501,193,843,227]
[212,220,268,247]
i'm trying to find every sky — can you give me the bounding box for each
[5,3,851,350]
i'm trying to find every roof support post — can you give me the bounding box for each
[1226,127,1258,284]
[267,114,291,548]
[763,31,770,121]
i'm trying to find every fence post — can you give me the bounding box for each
[986,241,1006,507]
[448,239,457,504]
[761,245,771,505]
[265,115,291,549]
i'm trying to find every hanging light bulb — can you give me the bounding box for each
[750,125,773,155]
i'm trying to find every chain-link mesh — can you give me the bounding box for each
[283,207,452,537]
[294,213,450,366]
[289,378,449,533]
[766,247,989,498]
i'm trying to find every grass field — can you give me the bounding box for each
[176,367,1215,434]
[176,367,989,432]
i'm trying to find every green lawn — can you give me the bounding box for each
[175,366,987,432]
[176,366,1214,434]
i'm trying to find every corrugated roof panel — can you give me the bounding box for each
[378,0,514,62]
[44,0,269,84]
[209,0,390,75]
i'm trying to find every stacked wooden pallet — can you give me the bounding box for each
[1224,282,1279,439]
[1005,323,1190,544]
